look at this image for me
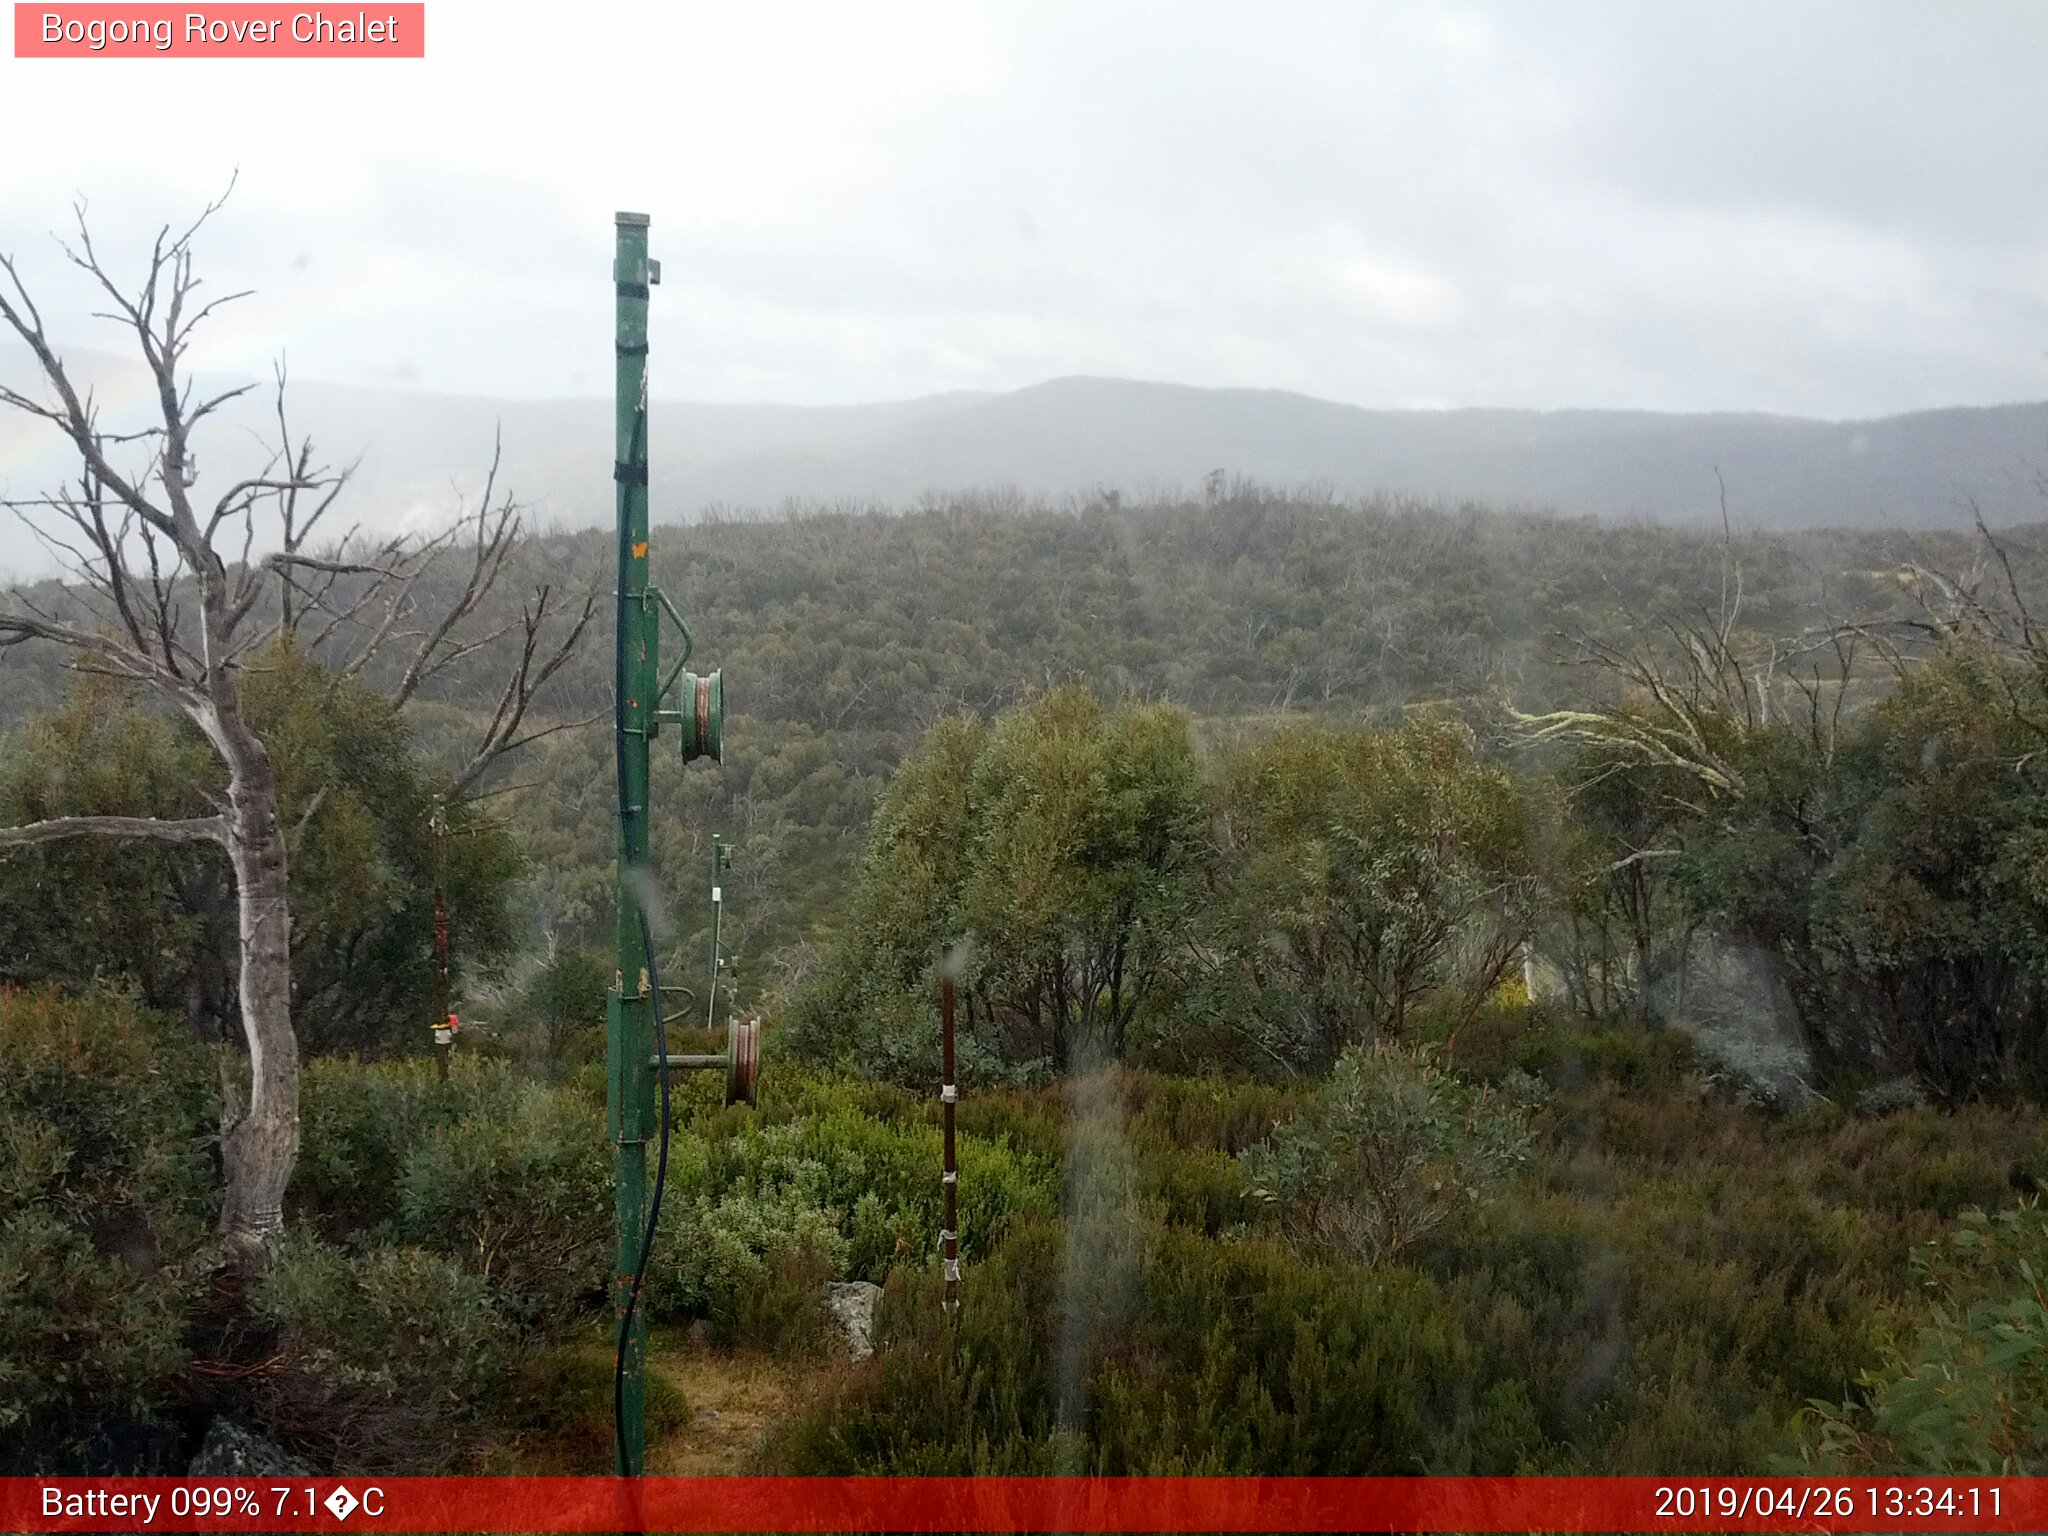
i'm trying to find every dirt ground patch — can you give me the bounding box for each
[645,1335,821,1474]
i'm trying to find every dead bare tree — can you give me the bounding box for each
[0,194,594,1264]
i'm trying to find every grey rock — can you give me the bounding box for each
[187,1417,312,1478]
[822,1280,883,1361]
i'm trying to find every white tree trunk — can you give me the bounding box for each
[214,750,300,1262]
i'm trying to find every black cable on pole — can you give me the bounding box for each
[610,400,671,1478]
[613,911,673,1477]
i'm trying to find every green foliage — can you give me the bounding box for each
[393,1074,611,1325]
[779,714,986,1080]
[502,1333,689,1467]
[790,687,1208,1079]
[292,1056,449,1238]
[0,988,215,1436]
[1537,752,1688,1022]
[1806,1202,2048,1473]
[771,1214,1524,1475]
[193,1057,614,1469]
[14,487,2048,1478]
[796,699,1541,1082]
[0,681,221,1012]
[962,690,1209,1067]
[248,1238,513,1472]
[517,943,611,1068]
[1241,1042,1532,1264]
[294,1056,609,1321]
[247,647,524,1056]
[1562,640,2048,1101]
[640,1084,1057,1349]
[443,494,2023,1013]
[1811,646,2048,1097]
[644,1186,847,1339]
[0,651,523,1057]
[1209,715,1538,1066]
[774,1006,2048,1477]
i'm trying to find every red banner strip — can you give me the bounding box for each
[14,4,424,58]
[2,1477,2039,1532]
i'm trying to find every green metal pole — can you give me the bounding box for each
[608,209,656,1477]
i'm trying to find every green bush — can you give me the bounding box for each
[795,1106,1058,1275]
[613,1071,1058,1358]
[1241,1042,1531,1264]
[638,1090,1057,1331]
[645,1184,846,1328]
[394,1073,610,1324]
[515,944,610,1070]
[787,691,1209,1080]
[1119,1071,1305,1156]
[0,988,214,1438]
[248,1239,511,1472]
[502,1332,689,1468]
[1806,1202,2048,1473]
[774,1028,2045,1479]
[1206,715,1538,1067]
[293,1055,448,1237]
[0,1212,195,1441]
[295,1056,609,1323]
[765,1217,1070,1474]
[0,661,522,1059]
[770,1213,1536,1475]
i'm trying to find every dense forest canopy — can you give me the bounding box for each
[9,482,2048,1478]
[9,486,2048,1029]
[8,486,2043,726]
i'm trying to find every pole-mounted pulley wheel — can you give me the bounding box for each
[726,1015,760,1106]
[678,669,723,763]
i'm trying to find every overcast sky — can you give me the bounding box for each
[2,0,2046,417]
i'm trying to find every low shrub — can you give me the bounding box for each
[248,1239,513,1472]
[1806,1202,2048,1473]
[295,1056,609,1323]
[0,1212,195,1445]
[293,1056,448,1238]
[769,1213,1536,1475]
[642,1188,847,1339]
[0,988,214,1444]
[394,1074,610,1325]
[1241,1042,1531,1264]
[637,1094,1057,1345]
[773,1026,2048,1478]
[501,1332,689,1468]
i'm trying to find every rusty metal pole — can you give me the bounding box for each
[432,883,450,1079]
[941,973,959,1316]
[430,796,452,1077]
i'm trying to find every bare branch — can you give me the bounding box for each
[443,581,601,800]
[0,814,227,849]
[390,430,518,704]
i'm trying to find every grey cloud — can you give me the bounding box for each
[0,0,2043,418]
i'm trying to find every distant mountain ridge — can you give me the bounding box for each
[5,361,2046,564]
[262,375,2048,533]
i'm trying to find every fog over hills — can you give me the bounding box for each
[262,375,2048,532]
[4,357,2046,575]
[241,375,2048,525]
